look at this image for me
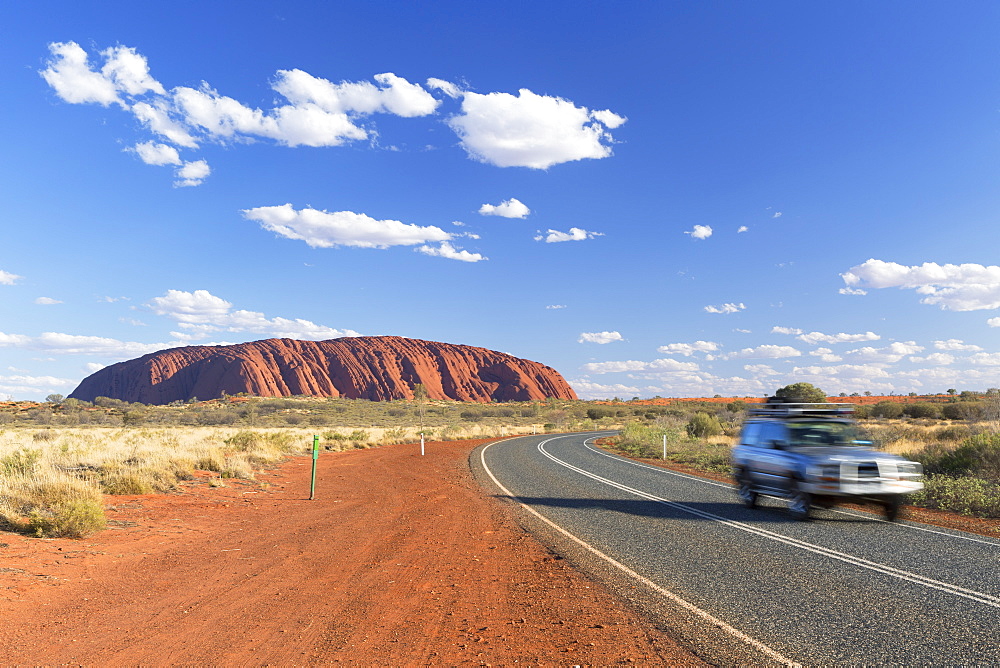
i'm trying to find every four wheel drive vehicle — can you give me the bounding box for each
[731,399,923,521]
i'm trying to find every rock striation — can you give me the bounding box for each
[68,336,578,405]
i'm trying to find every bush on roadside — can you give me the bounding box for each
[686,412,723,438]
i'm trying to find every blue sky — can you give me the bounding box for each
[4,1,1000,401]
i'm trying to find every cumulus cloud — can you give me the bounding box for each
[935,339,982,351]
[657,341,719,356]
[578,331,624,344]
[446,88,625,169]
[175,160,210,187]
[773,212,783,218]
[535,227,603,243]
[704,302,745,314]
[728,345,802,359]
[43,43,625,185]
[771,326,802,336]
[581,358,700,374]
[546,304,567,310]
[839,287,867,296]
[569,379,642,400]
[244,203,451,249]
[909,352,955,365]
[737,226,748,233]
[479,198,530,219]
[130,141,182,166]
[809,348,843,363]
[147,289,359,341]
[685,225,713,240]
[841,259,1000,311]
[968,352,1000,366]
[0,331,180,358]
[415,241,486,263]
[989,317,1000,328]
[41,41,122,106]
[34,297,62,305]
[796,331,880,345]
[0,270,22,285]
[844,341,924,364]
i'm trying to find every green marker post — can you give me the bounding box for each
[310,434,319,500]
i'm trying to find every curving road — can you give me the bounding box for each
[475,432,1000,666]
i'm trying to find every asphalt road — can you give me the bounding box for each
[475,432,1000,666]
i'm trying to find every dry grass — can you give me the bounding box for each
[0,422,551,538]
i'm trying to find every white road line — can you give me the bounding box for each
[581,439,1000,548]
[541,438,1000,609]
[480,437,800,668]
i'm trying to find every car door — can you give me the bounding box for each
[750,422,793,492]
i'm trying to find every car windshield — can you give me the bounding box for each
[786,420,866,447]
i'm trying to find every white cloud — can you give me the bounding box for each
[581,360,649,374]
[0,270,22,285]
[989,317,1000,328]
[174,160,211,187]
[85,362,106,373]
[909,352,955,365]
[685,224,713,240]
[582,358,700,374]
[0,374,76,393]
[729,345,802,359]
[147,289,359,340]
[34,297,62,305]
[809,348,843,363]
[578,331,624,344]
[773,212,783,218]
[844,341,924,363]
[841,259,1000,311]
[535,227,603,243]
[839,287,868,296]
[447,88,625,169]
[737,226,748,233]
[935,339,982,352]
[41,41,122,106]
[569,379,642,400]
[100,45,166,97]
[744,364,778,376]
[479,198,530,219]
[771,326,802,335]
[132,101,200,148]
[657,340,719,356]
[415,241,486,263]
[789,364,891,380]
[426,77,461,99]
[704,302,745,314]
[130,141,182,166]
[796,330,880,345]
[967,352,1000,366]
[546,304,567,310]
[0,332,33,347]
[244,203,451,249]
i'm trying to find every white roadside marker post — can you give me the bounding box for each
[663,434,667,460]
[421,433,425,456]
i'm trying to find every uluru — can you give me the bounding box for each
[68,336,578,405]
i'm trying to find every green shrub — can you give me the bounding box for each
[1,448,42,475]
[903,402,941,419]
[908,475,1000,518]
[686,412,722,438]
[27,498,106,538]
[871,402,905,419]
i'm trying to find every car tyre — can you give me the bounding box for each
[736,470,758,508]
[788,480,812,521]
[883,496,901,522]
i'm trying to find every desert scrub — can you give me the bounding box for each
[908,475,1000,518]
[607,422,732,474]
[0,471,105,538]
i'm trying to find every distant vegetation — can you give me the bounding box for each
[2,389,1000,537]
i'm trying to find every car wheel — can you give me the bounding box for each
[883,496,901,522]
[788,480,812,521]
[736,471,758,508]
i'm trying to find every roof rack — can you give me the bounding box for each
[748,401,855,419]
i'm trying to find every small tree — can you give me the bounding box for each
[774,382,827,403]
[45,394,65,404]
[686,412,723,438]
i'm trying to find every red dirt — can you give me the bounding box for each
[0,440,701,666]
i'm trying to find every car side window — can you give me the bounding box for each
[758,422,787,449]
[741,422,762,446]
